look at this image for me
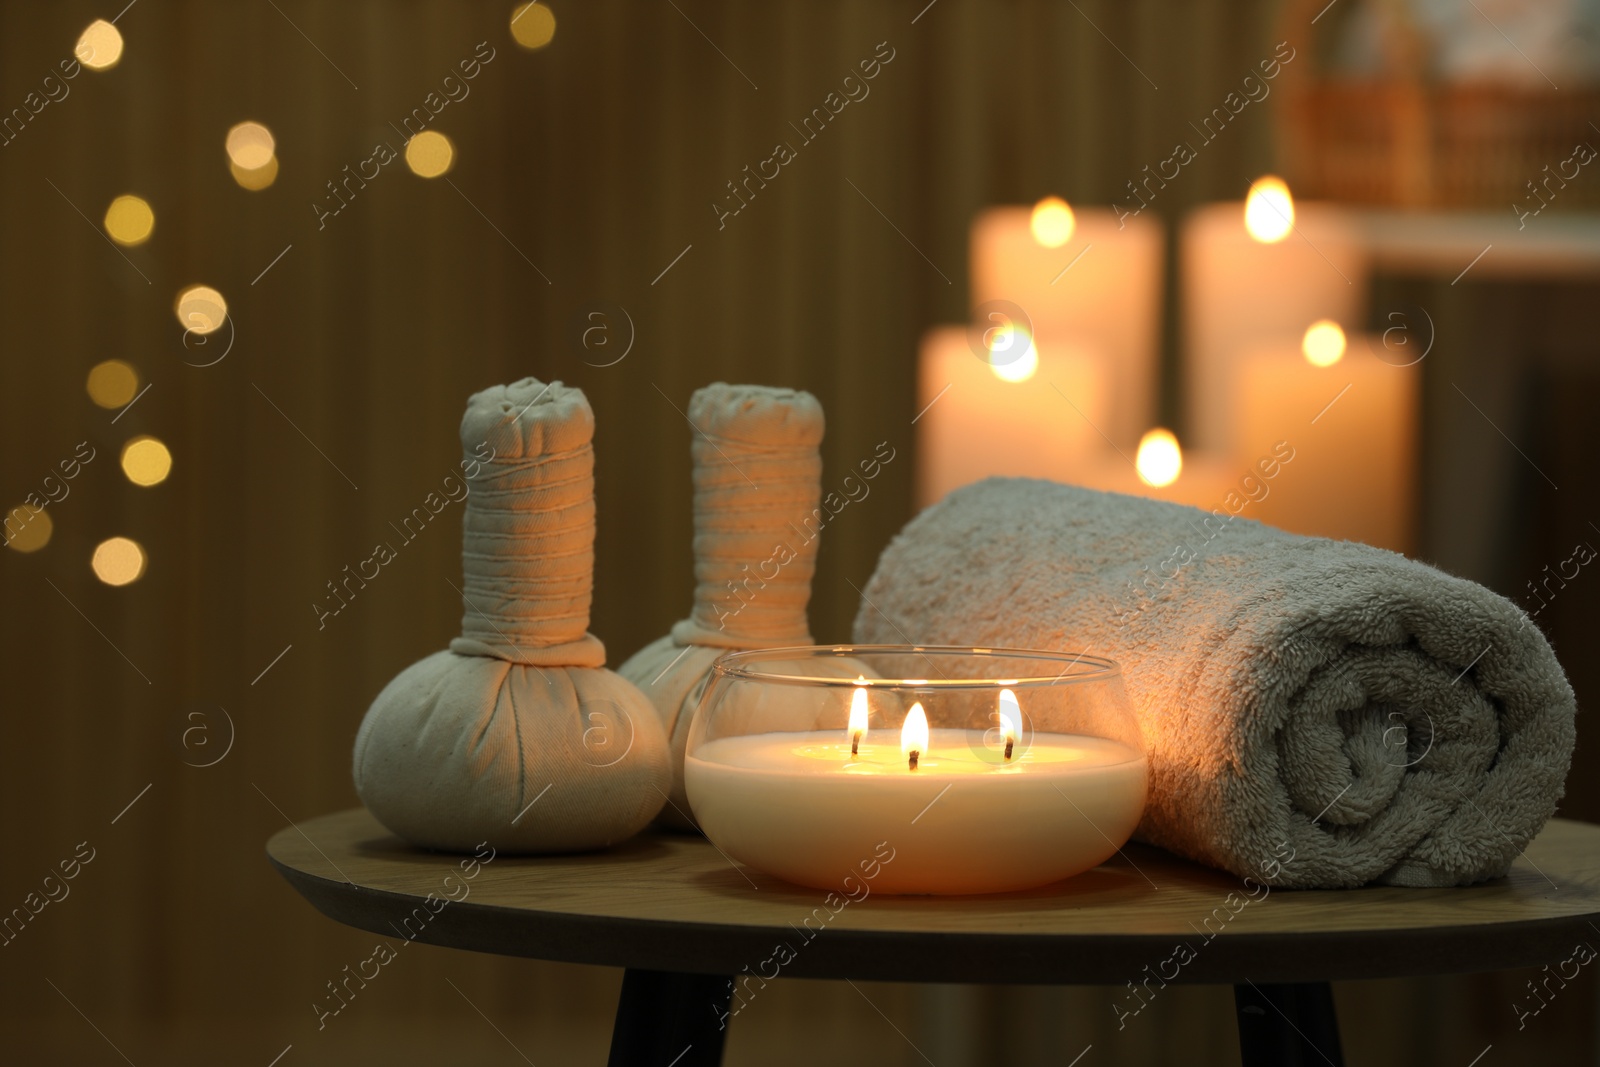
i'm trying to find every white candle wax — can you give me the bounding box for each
[1235,336,1419,552]
[970,206,1163,447]
[915,326,1107,508]
[685,729,1147,895]
[1181,199,1368,453]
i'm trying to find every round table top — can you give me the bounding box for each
[268,809,1600,985]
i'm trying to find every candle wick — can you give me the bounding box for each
[908,750,919,771]
[1004,737,1014,761]
[851,731,861,758]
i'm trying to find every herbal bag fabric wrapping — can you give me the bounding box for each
[853,478,1577,888]
[618,384,829,829]
[354,379,670,854]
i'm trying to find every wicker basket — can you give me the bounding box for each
[1279,1,1600,209]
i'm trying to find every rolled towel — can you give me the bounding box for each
[354,378,671,853]
[853,478,1577,888]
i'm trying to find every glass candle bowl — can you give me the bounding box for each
[683,645,1148,895]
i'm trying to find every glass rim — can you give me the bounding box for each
[708,644,1121,689]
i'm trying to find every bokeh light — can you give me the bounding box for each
[226,122,276,171]
[510,3,557,49]
[405,131,455,178]
[75,19,123,71]
[230,156,279,191]
[92,537,146,586]
[4,506,51,553]
[1136,428,1183,488]
[1030,196,1075,248]
[1244,175,1294,244]
[121,436,172,487]
[1302,320,1347,368]
[103,194,154,246]
[87,360,140,408]
[987,326,1039,383]
[175,285,227,335]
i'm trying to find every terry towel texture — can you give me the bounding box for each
[853,478,1577,888]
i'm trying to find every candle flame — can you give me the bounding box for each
[998,688,1021,754]
[1301,320,1346,368]
[1030,196,1076,248]
[1136,427,1183,488]
[986,324,1039,383]
[848,684,869,743]
[902,702,929,770]
[1244,175,1294,244]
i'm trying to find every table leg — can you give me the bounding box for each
[1233,981,1345,1067]
[607,969,732,1067]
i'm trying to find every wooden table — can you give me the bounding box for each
[268,809,1600,1067]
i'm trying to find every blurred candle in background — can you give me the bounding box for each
[1071,428,1242,512]
[970,198,1164,447]
[1182,177,1369,453]
[915,325,1106,508]
[1234,323,1420,553]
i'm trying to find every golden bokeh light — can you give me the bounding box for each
[175,285,228,336]
[103,194,154,246]
[121,436,172,487]
[1030,196,1075,248]
[405,131,455,178]
[1302,320,1347,368]
[75,19,124,71]
[226,122,276,170]
[1136,428,1183,488]
[510,3,557,49]
[87,360,140,408]
[4,506,52,553]
[1244,175,1294,244]
[230,155,279,191]
[92,536,146,586]
[987,325,1039,383]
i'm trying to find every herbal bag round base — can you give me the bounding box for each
[354,378,670,854]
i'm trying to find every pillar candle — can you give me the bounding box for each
[915,326,1107,509]
[1182,187,1368,452]
[1232,333,1419,553]
[970,204,1163,447]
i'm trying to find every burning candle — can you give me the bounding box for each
[849,683,867,758]
[969,199,1163,448]
[1070,427,1243,512]
[914,325,1107,508]
[1182,177,1368,453]
[999,688,1020,761]
[684,651,1150,895]
[1235,323,1420,552]
[902,702,927,771]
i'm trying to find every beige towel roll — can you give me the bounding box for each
[354,378,670,853]
[853,478,1578,888]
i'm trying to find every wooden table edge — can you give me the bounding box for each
[266,845,1600,986]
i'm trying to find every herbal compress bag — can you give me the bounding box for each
[619,384,839,829]
[355,378,670,852]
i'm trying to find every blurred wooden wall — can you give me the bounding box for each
[0,1,1590,1064]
